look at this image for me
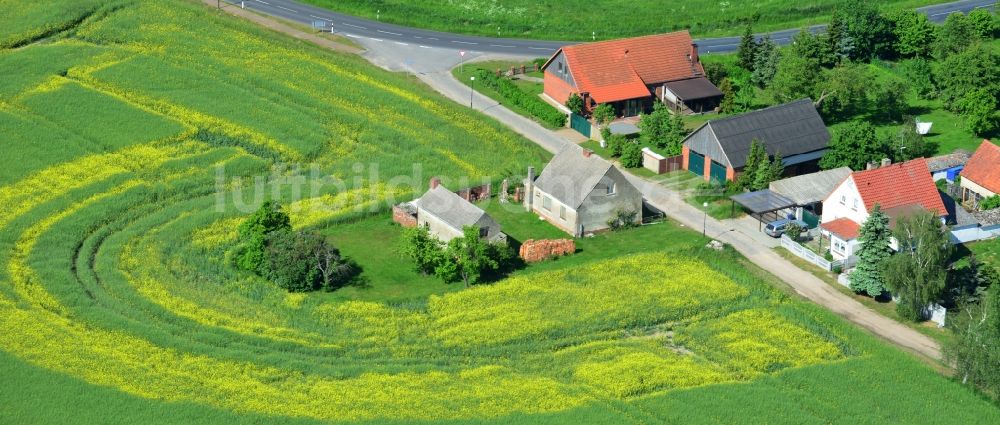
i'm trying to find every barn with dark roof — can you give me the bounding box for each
[681,99,831,182]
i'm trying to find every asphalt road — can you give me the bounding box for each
[224,0,997,57]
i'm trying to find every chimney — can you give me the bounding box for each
[881,158,892,168]
[583,149,593,158]
[866,162,877,171]
[524,166,535,212]
[690,43,699,63]
[430,177,441,190]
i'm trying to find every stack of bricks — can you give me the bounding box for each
[392,205,417,228]
[519,239,576,263]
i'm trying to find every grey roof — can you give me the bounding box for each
[926,150,970,172]
[686,99,830,169]
[769,167,852,205]
[730,189,797,214]
[414,185,489,230]
[664,77,723,100]
[534,144,614,209]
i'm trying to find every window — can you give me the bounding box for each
[559,205,567,220]
[852,199,859,211]
[542,196,552,211]
[840,195,846,205]
[833,240,846,253]
[479,227,489,238]
[607,182,617,195]
[557,62,563,73]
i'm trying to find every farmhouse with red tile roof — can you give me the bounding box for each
[541,31,722,117]
[960,139,1000,209]
[820,158,947,260]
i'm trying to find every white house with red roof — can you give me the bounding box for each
[541,31,722,116]
[960,139,1000,209]
[820,158,948,261]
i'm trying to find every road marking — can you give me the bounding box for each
[426,37,438,40]
[370,38,383,42]
[452,40,478,45]
[413,36,423,39]
[309,14,325,19]
[343,23,366,29]
[419,45,430,49]
[344,34,361,38]
[490,44,515,48]
[528,47,552,50]
[396,42,409,46]
[378,30,403,36]
[255,0,269,4]
[276,5,295,12]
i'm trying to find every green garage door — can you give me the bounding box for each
[710,161,727,183]
[688,151,705,177]
[570,113,590,138]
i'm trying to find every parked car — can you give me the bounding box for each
[764,219,808,238]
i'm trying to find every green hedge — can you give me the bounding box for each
[474,69,566,127]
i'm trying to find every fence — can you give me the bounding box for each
[780,235,853,272]
[641,148,683,175]
[950,223,1000,244]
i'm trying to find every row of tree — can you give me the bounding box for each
[234,202,359,292]
[400,225,516,287]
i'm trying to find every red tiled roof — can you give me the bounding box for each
[553,31,705,104]
[852,158,947,216]
[822,218,861,240]
[961,139,1000,194]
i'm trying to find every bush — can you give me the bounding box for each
[784,223,804,241]
[236,201,291,274]
[565,93,584,115]
[607,208,639,231]
[473,69,565,127]
[619,141,643,168]
[592,103,615,126]
[981,195,1000,210]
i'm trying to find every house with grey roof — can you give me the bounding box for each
[682,99,831,182]
[413,182,503,243]
[769,167,852,227]
[525,145,642,236]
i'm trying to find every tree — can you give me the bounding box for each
[935,12,978,59]
[819,121,892,170]
[262,230,356,292]
[890,10,936,58]
[718,78,736,113]
[842,0,893,61]
[311,235,357,290]
[592,103,615,126]
[956,88,1000,136]
[883,212,952,321]
[768,49,821,103]
[893,118,930,162]
[565,93,584,115]
[898,58,936,100]
[935,44,1000,110]
[850,205,892,297]
[751,36,780,88]
[638,103,686,155]
[236,201,291,274]
[619,140,643,168]
[736,140,783,191]
[738,23,758,71]
[968,8,1000,39]
[872,75,910,122]
[400,225,444,275]
[442,226,502,287]
[606,133,627,157]
[824,9,850,65]
[946,286,1000,395]
[815,63,870,121]
[703,62,729,86]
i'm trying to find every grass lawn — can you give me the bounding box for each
[298,0,950,40]
[968,238,1000,269]
[773,248,955,348]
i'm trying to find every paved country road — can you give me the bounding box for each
[224,0,997,56]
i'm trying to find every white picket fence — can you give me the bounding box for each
[780,235,848,272]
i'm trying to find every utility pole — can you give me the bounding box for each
[470,76,476,108]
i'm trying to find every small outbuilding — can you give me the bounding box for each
[413,182,504,243]
[769,167,852,226]
[927,150,969,183]
[960,139,1000,209]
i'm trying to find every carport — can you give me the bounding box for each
[729,190,797,231]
